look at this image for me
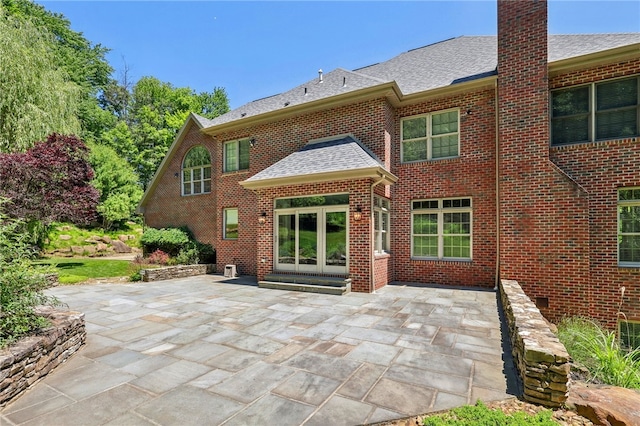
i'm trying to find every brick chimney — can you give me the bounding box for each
[497,0,590,321]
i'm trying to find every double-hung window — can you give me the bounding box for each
[618,188,640,266]
[223,139,250,172]
[412,197,471,260]
[374,196,390,253]
[182,146,211,196]
[401,109,459,162]
[223,208,238,240]
[551,76,639,145]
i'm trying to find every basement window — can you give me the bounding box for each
[618,188,640,266]
[618,320,640,351]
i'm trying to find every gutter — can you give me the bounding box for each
[494,79,500,291]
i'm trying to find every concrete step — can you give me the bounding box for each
[258,280,350,295]
[263,274,351,288]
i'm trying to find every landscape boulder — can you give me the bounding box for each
[111,240,132,253]
[566,382,640,426]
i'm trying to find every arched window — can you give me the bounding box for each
[182,146,211,195]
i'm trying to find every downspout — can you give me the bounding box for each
[370,175,386,293]
[494,79,501,291]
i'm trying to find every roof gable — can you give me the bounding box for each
[240,134,396,189]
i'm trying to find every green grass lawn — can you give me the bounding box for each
[39,257,131,284]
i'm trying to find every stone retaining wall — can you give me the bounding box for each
[0,307,86,407]
[499,279,570,408]
[141,264,216,282]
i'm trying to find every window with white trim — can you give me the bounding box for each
[182,146,211,196]
[551,76,639,145]
[401,109,459,162]
[223,208,238,240]
[412,197,471,260]
[223,139,250,172]
[618,188,640,266]
[374,196,390,253]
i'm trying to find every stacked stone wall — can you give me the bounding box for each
[140,264,216,282]
[500,279,570,408]
[0,308,85,407]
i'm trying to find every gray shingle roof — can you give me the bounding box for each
[208,34,640,128]
[245,135,384,183]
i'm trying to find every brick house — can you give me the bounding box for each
[139,0,640,330]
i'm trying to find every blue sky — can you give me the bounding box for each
[39,1,640,110]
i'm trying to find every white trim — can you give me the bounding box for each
[223,138,250,173]
[618,187,640,267]
[400,108,460,163]
[223,207,239,240]
[411,197,473,261]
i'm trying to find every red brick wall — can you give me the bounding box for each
[143,123,218,247]
[550,60,640,326]
[497,0,591,322]
[210,99,391,282]
[254,179,373,292]
[391,88,498,288]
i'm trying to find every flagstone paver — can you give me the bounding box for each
[0,275,518,426]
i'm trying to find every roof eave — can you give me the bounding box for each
[239,166,398,191]
[137,113,205,213]
[549,42,640,76]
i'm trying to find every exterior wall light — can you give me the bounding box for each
[353,206,363,221]
[250,138,256,148]
[258,211,267,224]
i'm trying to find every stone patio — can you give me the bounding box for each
[0,275,518,425]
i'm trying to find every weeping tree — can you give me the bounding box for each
[0,10,81,152]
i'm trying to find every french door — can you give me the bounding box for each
[276,207,348,274]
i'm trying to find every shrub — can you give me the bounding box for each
[140,227,190,257]
[140,226,215,264]
[0,200,59,348]
[176,247,199,265]
[147,249,170,265]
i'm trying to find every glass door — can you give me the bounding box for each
[275,208,347,274]
[324,210,347,273]
[277,214,296,271]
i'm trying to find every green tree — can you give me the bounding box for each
[101,76,229,188]
[2,0,114,144]
[0,11,81,152]
[89,143,143,229]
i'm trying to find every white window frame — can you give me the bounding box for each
[374,196,390,254]
[411,197,472,260]
[400,108,460,163]
[618,188,640,267]
[551,75,640,145]
[181,146,211,196]
[223,138,250,172]
[223,208,238,240]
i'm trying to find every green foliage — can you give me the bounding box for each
[0,11,81,152]
[44,222,142,252]
[422,400,555,426]
[2,0,114,144]
[176,247,199,265]
[140,227,215,264]
[89,143,143,228]
[100,76,229,188]
[140,227,190,257]
[38,257,131,284]
[0,199,59,348]
[557,317,640,388]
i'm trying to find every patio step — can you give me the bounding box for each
[259,274,351,295]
